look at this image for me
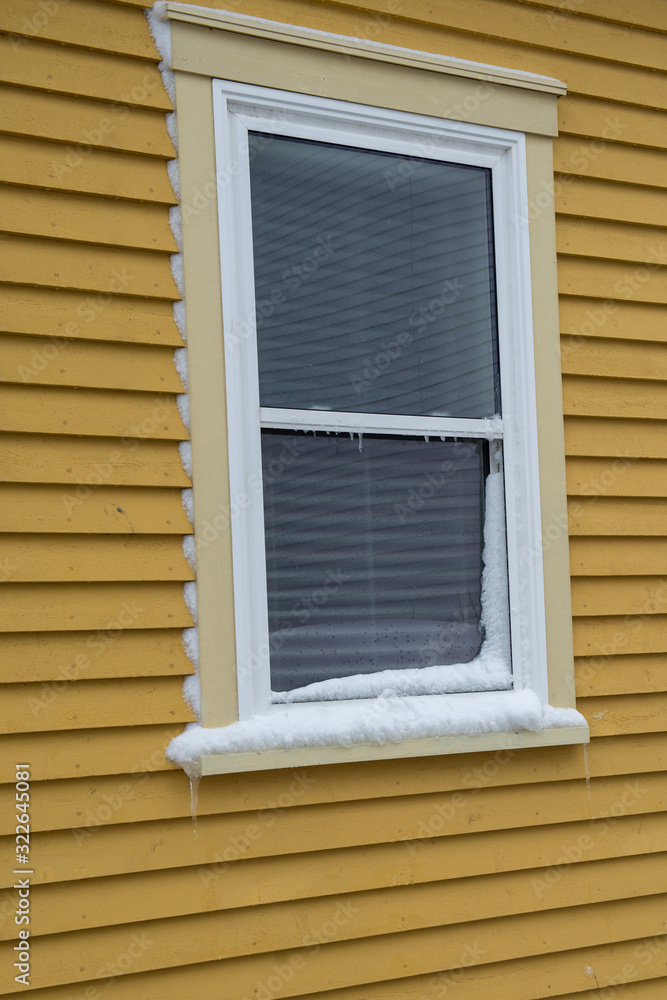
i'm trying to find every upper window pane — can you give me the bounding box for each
[249,132,499,418]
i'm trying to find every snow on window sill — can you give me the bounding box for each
[166,689,588,776]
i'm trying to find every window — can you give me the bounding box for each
[156,4,588,772]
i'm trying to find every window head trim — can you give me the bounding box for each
[161,2,566,98]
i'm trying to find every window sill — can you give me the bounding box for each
[167,690,589,775]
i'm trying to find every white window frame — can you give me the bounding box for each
[214,82,547,722]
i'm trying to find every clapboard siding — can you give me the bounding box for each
[0,134,177,202]
[0,285,182,345]
[567,458,667,496]
[0,765,664,838]
[12,952,667,1000]
[0,485,191,533]
[0,234,177,297]
[0,725,661,785]
[554,137,665,188]
[563,375,667,419]
[574,616,667,657]
[558,257,667,302]
[561,339,667,380]
[0,185,178,251]
[0,536,194,583]
[0,629,193,682]
[0,726,184,782]
[1,0,157,58]
[1,773,665,887]
[570,537,667,575]
[11,835,667,937]
[1,676,194,735]
[565,419,667,459]
[1,335,184,391]
[3,895,666,998]
[0,385,186,438]
[0,582,194,633]
[556,178,667,227]
[0,34,171,109]
[0,727,664,810]
[0,0,665,998]
[1,435,190,486]
[560,298,665,343]
[3,884,667,994]
[0,85,173,156]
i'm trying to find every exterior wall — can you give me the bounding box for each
[0,1,665,998]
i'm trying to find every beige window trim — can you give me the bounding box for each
[162,4,588,772]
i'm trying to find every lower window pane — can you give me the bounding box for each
[262,430,486,693]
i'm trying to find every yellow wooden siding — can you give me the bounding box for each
[0,33,171,109]
[0,136,177,203]
[0,0,666,998]
[0,184,178,251]
[0,235,177,297]
[556,178,667,228]
[0,285,183,345]
[0,628,194,681]
[1,335,184,391]
[1,0,158,58]
[0,85,174,156]
[0,485,191,533]
[0,726,186,782]
[1,435,190,485]
[554,137,666,188]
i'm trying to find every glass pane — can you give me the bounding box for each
[262,431,486,692]
[249,132,499,419]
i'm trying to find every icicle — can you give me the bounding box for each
[358,432,363,452]
[181,757,202,836]
[583,743,592,808]
[424,434,429,442]
[189,773,201,836]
